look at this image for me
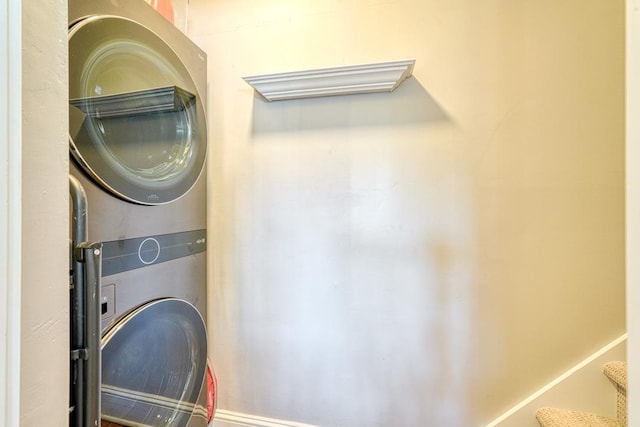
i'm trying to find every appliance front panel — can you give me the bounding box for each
[69,160,206,243]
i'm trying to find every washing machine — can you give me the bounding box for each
[67,0,214,426]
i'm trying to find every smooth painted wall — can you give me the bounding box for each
[20,1,69,425]
[188,0,625,425]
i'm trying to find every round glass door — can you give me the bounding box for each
[68,16,207,205]
[101,299,207,427]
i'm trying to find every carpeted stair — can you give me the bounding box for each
[536,361,627,427]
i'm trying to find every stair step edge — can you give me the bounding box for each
[536,407,621,427]
[603,361,627,390]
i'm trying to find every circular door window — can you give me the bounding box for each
[101,299,207,427]
[68,16,207,205]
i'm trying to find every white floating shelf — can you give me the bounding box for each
[242,59,416,102]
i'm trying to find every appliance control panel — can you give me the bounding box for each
[101,229,206,277]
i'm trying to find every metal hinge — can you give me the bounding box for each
[70,348,88,361]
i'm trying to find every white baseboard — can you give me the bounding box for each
[486,334,627,427]
[213,409,320,427]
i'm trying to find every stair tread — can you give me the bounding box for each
[536,407,621,427]
[603,361,627,390]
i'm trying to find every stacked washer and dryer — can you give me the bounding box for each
[67,0,215,426]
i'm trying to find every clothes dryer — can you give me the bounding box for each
[68,0,208,242]
[67,1,214,426]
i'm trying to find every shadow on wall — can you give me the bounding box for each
[231,73,476,423]
[250,77,452,133]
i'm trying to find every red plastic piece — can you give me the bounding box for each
[144,0,175,24]
[206,362,217,423]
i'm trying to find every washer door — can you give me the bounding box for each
[101,299,207,427]
[68,16,207,205]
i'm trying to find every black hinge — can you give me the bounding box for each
[70,348,88,360]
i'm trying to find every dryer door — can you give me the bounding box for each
[68,16,207,205]
[101,298,208,427]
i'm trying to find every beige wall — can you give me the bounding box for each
[20,0,69,425]
[188,0,625,425]
[628,0,640,423]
